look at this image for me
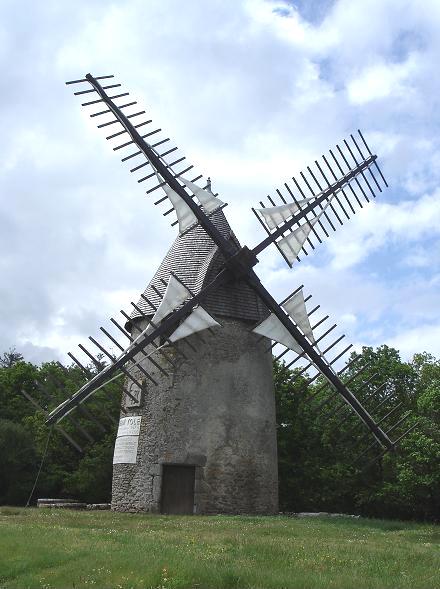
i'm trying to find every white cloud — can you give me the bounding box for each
[1,0,440,367]
[347,54,420,105]
[327,191,440,269]
[386,324,440,360]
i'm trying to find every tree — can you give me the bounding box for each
[0,419,37,505]
[0,348,24,368]
[275,346,439,520]
[0,354,120,505]
[67,434,115,502]
[1,346,438,520]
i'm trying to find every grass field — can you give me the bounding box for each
[0,507,438,589]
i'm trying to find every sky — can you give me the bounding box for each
[1,0,439,366]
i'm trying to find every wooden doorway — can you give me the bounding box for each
[161,465,195,514]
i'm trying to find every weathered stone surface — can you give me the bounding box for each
[37,498,78,504]
[38,501,87,510]
[111,318,278,514]
[294,512,361,519]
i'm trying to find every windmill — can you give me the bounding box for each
[39,73,416,515]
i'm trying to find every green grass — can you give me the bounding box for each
[0,508,438,589]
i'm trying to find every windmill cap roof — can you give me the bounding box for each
[128,209,267,327]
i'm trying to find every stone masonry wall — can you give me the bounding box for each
[111,317,278,514]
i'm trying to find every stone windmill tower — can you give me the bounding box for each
[112,210,278,514]
[45,73,418,516]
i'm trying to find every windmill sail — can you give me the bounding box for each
[180,176,225,214]
[252,313,304,354]
[169,306,220,342]
[256,197,316,230]
[276,196,335,265]
[252,131,388,266]
[149,165,199,235]
[277,220,319,264]
[49,72,417,460]
[148,171,225,235]
[152,274,191,324]
[163,184,197,233]
[282,288,315,344]
[127,274,191,350]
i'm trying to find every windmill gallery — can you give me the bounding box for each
[35,73,416,515]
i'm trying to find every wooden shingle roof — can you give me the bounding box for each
[129,209,267,326]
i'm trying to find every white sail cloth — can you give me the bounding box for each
[277,220,318,264]
[163,185,198,234]
[252,287,319,355]
[148,149,225,234]
[282,289,315,344]
[127,274,191,350]
[169,306,220,342]
[277,196,335,264]
[256,197,316,230]
[152,274,191,324]
[252,313,303,354]
[180,176,225,214]
[130,275,220,346]
[159,176,225,235]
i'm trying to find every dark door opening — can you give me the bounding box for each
[161,465,195,515]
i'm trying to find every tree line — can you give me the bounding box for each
[0,345,438,520]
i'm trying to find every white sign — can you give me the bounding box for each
[117,416,142,437]
[113,435,140,464]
